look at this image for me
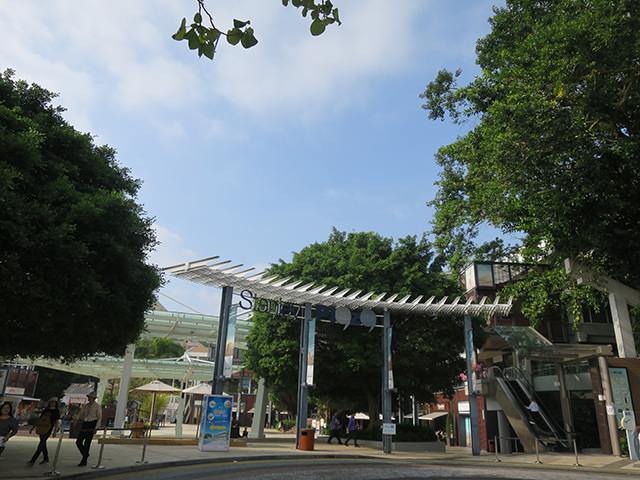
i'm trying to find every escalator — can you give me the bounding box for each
[487,366,572,452]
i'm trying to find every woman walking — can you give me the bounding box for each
[27,397,60,466]
[0,402,19,458]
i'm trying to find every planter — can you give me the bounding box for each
[357,439,446,453]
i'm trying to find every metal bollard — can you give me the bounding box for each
[573,438,582,467]
[534,437,542,464]
[92,427,108,469]
[44,427,65,477]
[137,425,150,464]
[494,435,501,463]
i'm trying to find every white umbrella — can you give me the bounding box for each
[182,383,212,395]
[132,380,181,427]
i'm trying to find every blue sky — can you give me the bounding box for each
[1,1,504,315]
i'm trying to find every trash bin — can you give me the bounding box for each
[299,428,316,451]
[488,440,495,453]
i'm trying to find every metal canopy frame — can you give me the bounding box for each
[20,356,217,383]
[164,256,514,317]
[143,309,252,349]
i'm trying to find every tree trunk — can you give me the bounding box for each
[367,390,381,430]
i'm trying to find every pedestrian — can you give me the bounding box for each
[525,397,541,424]
[327,412,342,445]
[27,397,60,466]
[74,392,102,467]
[344,413,360,447]
[0,402,19,458]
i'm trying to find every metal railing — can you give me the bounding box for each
[490,434,582,467]
[44,424,151,476]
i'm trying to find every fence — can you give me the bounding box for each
[489,435,582,467]
[45,424,151,477]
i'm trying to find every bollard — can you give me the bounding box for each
[137,425,150,464]
[494,435,501,463]
[92,427,108,469]
[44,427,65,477]
[534,437,542,464]
[573,438,582,467]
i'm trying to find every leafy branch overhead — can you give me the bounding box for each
[173,0,341,60]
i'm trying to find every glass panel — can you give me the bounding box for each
[476,264,494,287]
[493,264,511,287]
[464,265,476,291]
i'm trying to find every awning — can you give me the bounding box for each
[419,411,449,421]
[479,326,613,363]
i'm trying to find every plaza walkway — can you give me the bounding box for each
[1,425,640,479]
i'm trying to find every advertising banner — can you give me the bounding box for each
[199,395,234,451]
[223,306,237,378]
[306,316,316,385]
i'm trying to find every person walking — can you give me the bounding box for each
[0,402,19,458]
[344,413,360,447]
[327,412,342,445]
[27,397,60,466]
[74,392,102,467]
[526,397,541,424]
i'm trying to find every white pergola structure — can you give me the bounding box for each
[164,256,514,454]
[24,308,253,436]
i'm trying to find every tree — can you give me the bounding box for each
[0,70,162,360]
[244,228,473,426]
[421,0,640,323]
[134,338,185,360]
[174,0,341,59]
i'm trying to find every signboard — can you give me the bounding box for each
[5,387,25,395]
[199,395,233,451]
[609,367,634,424]
[382,423,396,435]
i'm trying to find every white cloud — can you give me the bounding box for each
[149,224,198,268]
[209,1,425,119]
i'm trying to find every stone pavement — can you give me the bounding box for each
[1,425,640,479]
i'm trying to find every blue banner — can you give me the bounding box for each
[199,395,233,451]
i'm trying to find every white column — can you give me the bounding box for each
[114,344,135,430]
[609,292,637,358]
[175,388,185,437]
[249,378,268,439]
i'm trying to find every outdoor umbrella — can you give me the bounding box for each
[132,380,181,428]
[182,383,212,395]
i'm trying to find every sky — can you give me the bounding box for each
[1,0,504,316]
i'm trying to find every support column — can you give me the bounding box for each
[497,410,511,454]
[95,377,109,410]
[382,310,393,454]
[599,356,622,456]
[213,286,233,395]
[249,378,268,439]
[609,292,637,359]
[464,314,481,456]
[114,343,135,430]
[175,382,185,437]
[555,362,574,442]
[295,303,311,449]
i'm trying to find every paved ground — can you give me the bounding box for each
[1,425,639,479]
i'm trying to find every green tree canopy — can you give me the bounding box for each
[0,70,162,360]
[244,228,472,424]
[421,0,640,322]
[134,338,185,360]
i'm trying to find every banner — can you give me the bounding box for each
[199,395,234,451]
[306,317,316,385]
[223,306,237,378]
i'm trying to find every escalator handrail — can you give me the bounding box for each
[503,366,575,441]
[487,366,572,447]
